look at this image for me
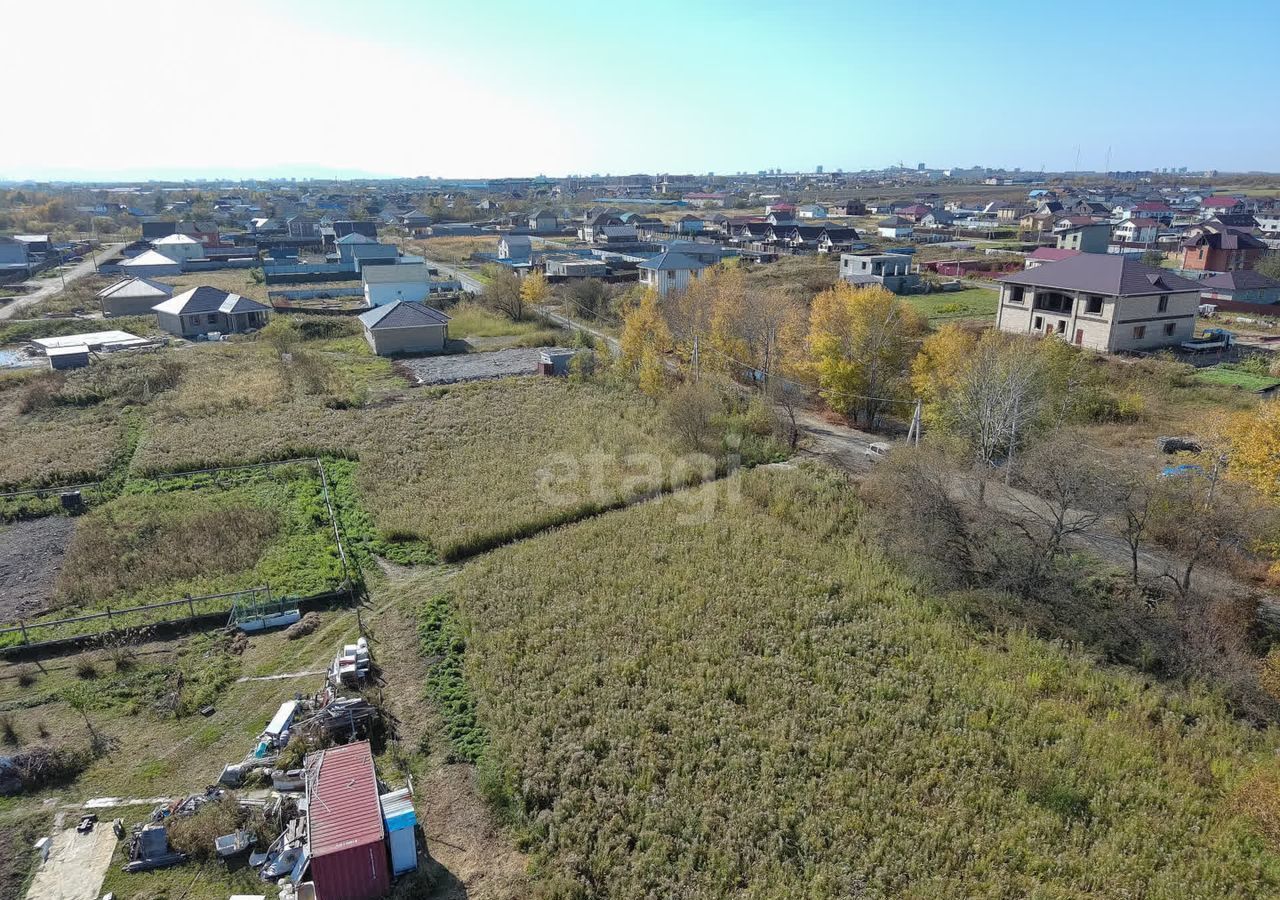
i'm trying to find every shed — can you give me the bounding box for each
[98,277,174,317]
[305,741,389,900]
[118,249,183,277]
[358,301,450,356]
[379,788,417,875]
[539,348,574,376]
[47,344,90,370]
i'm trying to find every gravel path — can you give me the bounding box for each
[0,517,75,624]
[399,346,571,386]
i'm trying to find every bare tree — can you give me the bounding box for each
[483,266,525,321]
[948,335,1051,471]
[1099,461,1159,585]
[1008,430,1106,566]
[769,380,805,451]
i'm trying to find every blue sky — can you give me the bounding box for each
[4,0,1278,180]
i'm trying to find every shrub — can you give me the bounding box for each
[74,659,98,679]
[167,796,247,860]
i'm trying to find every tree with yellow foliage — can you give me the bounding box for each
[806,283,924,425]
[1227,401,1280,500]
[618,288,672,395]
[519,271,550,311]
[910,324,976,429]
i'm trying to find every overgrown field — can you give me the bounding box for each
[137,377,699,559]
[53,464,344,610]
[440,465,1280,897]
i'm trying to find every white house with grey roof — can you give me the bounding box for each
[97,276,174,317]
[358,300,450,355]
[152,286,271,338]
[638,250,709,297]
[995,255,1202,353]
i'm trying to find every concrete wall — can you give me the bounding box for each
[365,280,431,306]
[365,323,446,355]
[103,295,164,317]
[996,284,1199,352]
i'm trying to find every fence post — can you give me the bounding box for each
[187,595,196,617]
[105,607,113,625]
[19,621,28,645]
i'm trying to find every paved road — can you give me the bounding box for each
[0,244,125,321]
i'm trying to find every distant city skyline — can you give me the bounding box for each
[5,0,1279,182]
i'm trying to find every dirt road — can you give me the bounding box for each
[0,245,125,321]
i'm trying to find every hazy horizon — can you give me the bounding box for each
[5,0,1279,182]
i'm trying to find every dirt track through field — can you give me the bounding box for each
[0,517,75,624]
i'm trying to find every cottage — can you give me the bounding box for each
[152,286,270,338]
[876,217,913,239]
[839,252,921,294]
[363,262,434,306]
[1112,218,1161,245]
[117,249,184,277]
[1200,196,1244,216]
[1024,247,1081,269]
[1180,223,1267,272]
[305,741,390,900]
[336,232,379,263]
[638,249,708,297]
[995,255,1202,352]
[498,234,532,261]
[528,209,559,233]
[97,277,174,317]
[796,204,828,219]
[359,300,450,355]
[150,233,206,263]
[1199,270,1280,304]
[0,237,31,275]
[1056,222,1111,254]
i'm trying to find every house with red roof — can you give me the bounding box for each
[1199,196,1245,216]
[1180,222,1267,272]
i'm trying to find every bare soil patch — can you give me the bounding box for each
[0,517,75,624]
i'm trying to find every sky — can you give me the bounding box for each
[5,0,1279,182]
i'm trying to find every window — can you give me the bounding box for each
[1164,322,1176,336]
[207,313,218,324]
[1056,321,1066,334]
[1158,295,1169,312]
[1033,316,1043,330]
[1133,325,1146,339]
[1086,295,1103,315]
[1009,286,1025,303]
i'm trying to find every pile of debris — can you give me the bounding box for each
[123,823,188,873]
[219,635,379,790]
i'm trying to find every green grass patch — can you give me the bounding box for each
[1194,366,1280,392]
[443,464,1280,896]
[907,287,1000,322]
[419,592,485,762]
[447,301,552,339]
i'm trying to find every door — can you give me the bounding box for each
[1074,328,1084,345]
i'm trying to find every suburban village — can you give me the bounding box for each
[6,2,1280,898]
[5,164,1280,899]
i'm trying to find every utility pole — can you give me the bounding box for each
[1005,392,1020,486]
[691,333,700,381]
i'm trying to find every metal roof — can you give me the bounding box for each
[152,285,269,316]
[359,300,450,330]
[33,331,148,351]
[999,254,1202,296]
[305,741,385,858]
[362,262,429,284]
[120,250,181,268]
[97,277,173,300]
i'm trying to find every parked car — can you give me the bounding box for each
[864,441,893,461]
